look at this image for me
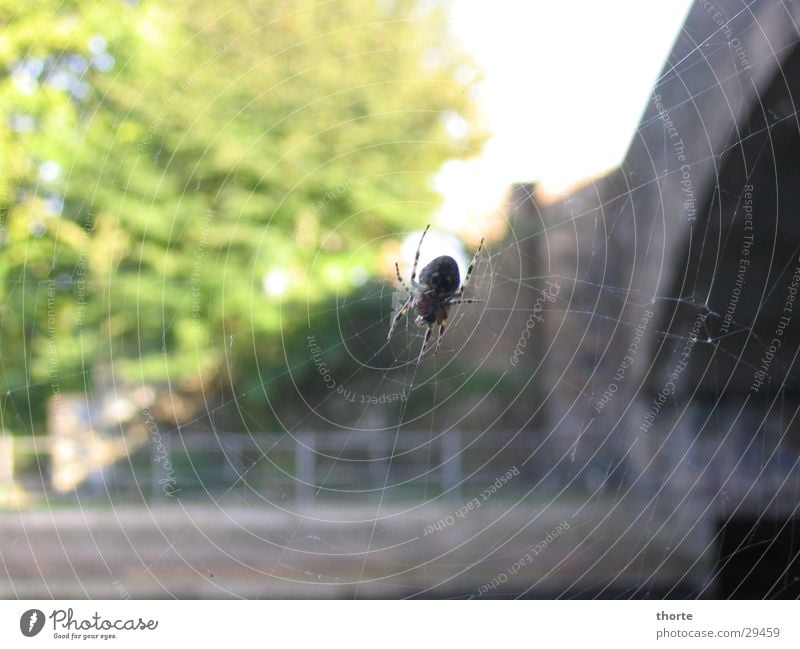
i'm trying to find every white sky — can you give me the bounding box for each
[433,0,693,231]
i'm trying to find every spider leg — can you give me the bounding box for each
[417,323,434,364]
[409,224,430,285]
[444,297,485,306]
[394,262,410,292]
[434,319,447,355]
[458,236,484,295]
[387,296,411,341]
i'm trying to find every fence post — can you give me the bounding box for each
[0,435,13,488]
[296,432,315,506]
[441,430,462,498]
[367,434,386,501]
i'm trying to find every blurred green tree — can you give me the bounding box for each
[0,0,484,433]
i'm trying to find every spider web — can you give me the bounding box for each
[238,0,800,600]
[7,0,800,603]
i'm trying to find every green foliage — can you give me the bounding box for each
[0,0,483,432]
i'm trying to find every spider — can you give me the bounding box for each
[387,225,484,363]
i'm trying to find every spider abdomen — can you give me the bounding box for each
[414,294,444,325]
[418,255,460,295]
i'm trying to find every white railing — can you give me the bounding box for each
[2,429,546,505]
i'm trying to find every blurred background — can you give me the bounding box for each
[2,0,800,599]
